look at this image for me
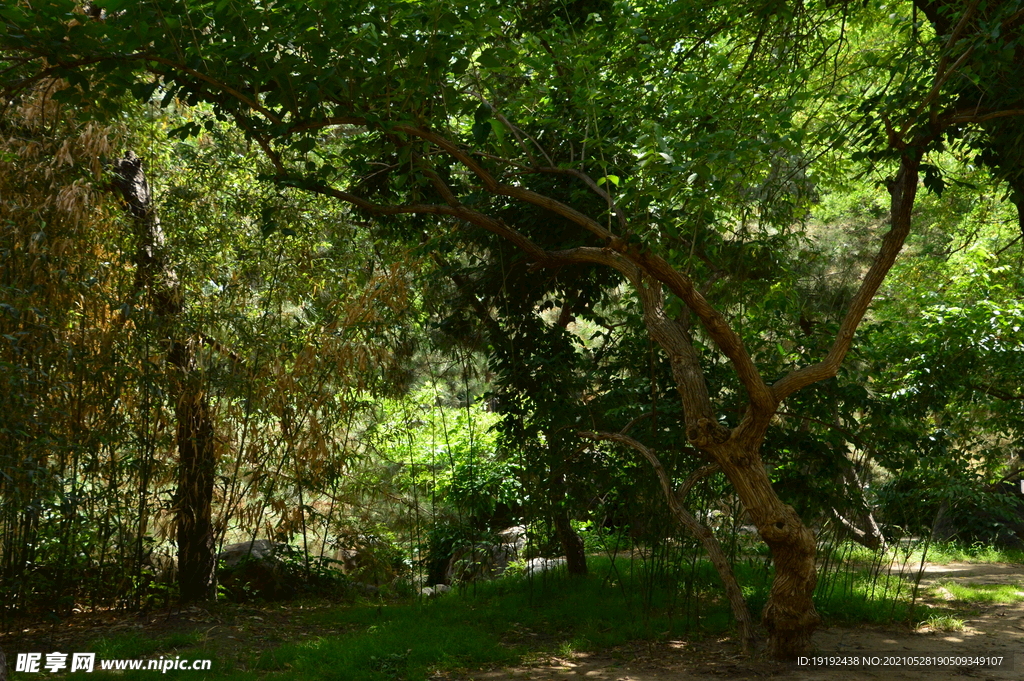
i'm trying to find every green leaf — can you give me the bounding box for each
[474,103,491,124]
[471,120,491,145]
[476,48,502,69]
[921,164,945,197]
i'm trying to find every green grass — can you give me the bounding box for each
[933,580,1024,604]
[55,556,738,681]
[814,567,935,624]
[920,614,966,632]
[922,542,1024,564]
[819,539,1024,567]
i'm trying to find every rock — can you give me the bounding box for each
[444,526,529,584]
[420,583,452,597]
[524,557,566,576]
[217,540,295,601]
[498,525,527,554]
[351,582,379,597]
[218,540,284,568]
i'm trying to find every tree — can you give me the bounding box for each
[111,151,219,602]
[3,0,1022,657]
[0,80,420,611]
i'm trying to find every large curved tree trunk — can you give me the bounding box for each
[714,442,818,658]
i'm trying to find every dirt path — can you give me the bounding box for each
[466,563,1024,681]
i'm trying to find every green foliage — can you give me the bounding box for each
[3,0,1024,649]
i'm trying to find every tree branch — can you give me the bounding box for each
[146,57,282,125]
[631,249,776,418]
[968,383,1024,401]
[772,150,920,403]
[947,108,1024,125]
[531,166,628,231]
[395,125,620,244]
[676,463,721,500]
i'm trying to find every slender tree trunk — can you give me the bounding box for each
[549,471,587,575]
[173,359,218,602]
[112,152,219,603]
[834,464,885,550]
[553,510,587,576]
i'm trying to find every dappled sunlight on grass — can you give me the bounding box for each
[932,580,1024,604]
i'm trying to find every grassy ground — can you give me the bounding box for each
[933,580,1024,604]
[11,556,737,680]
[7,543,1022,680]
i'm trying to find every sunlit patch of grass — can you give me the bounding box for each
[919,614,966,632]
[819,540,1024,568]
[556,635,591,658]
[916,542,1024,565]
[934,580,1024,604]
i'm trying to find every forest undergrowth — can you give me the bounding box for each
[7,541,1022,681]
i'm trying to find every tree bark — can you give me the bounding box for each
[548,470,587,576]
[833,464,886,551]
[833,509,884,551]
[173,357,218,602]
[553,510,588,576]
[112,151,218,603]
[712,441,819,659]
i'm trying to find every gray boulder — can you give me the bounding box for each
[524,557,566,576]
[443,525,529,584]
[217,540,295,601]
[218,539,284,568]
